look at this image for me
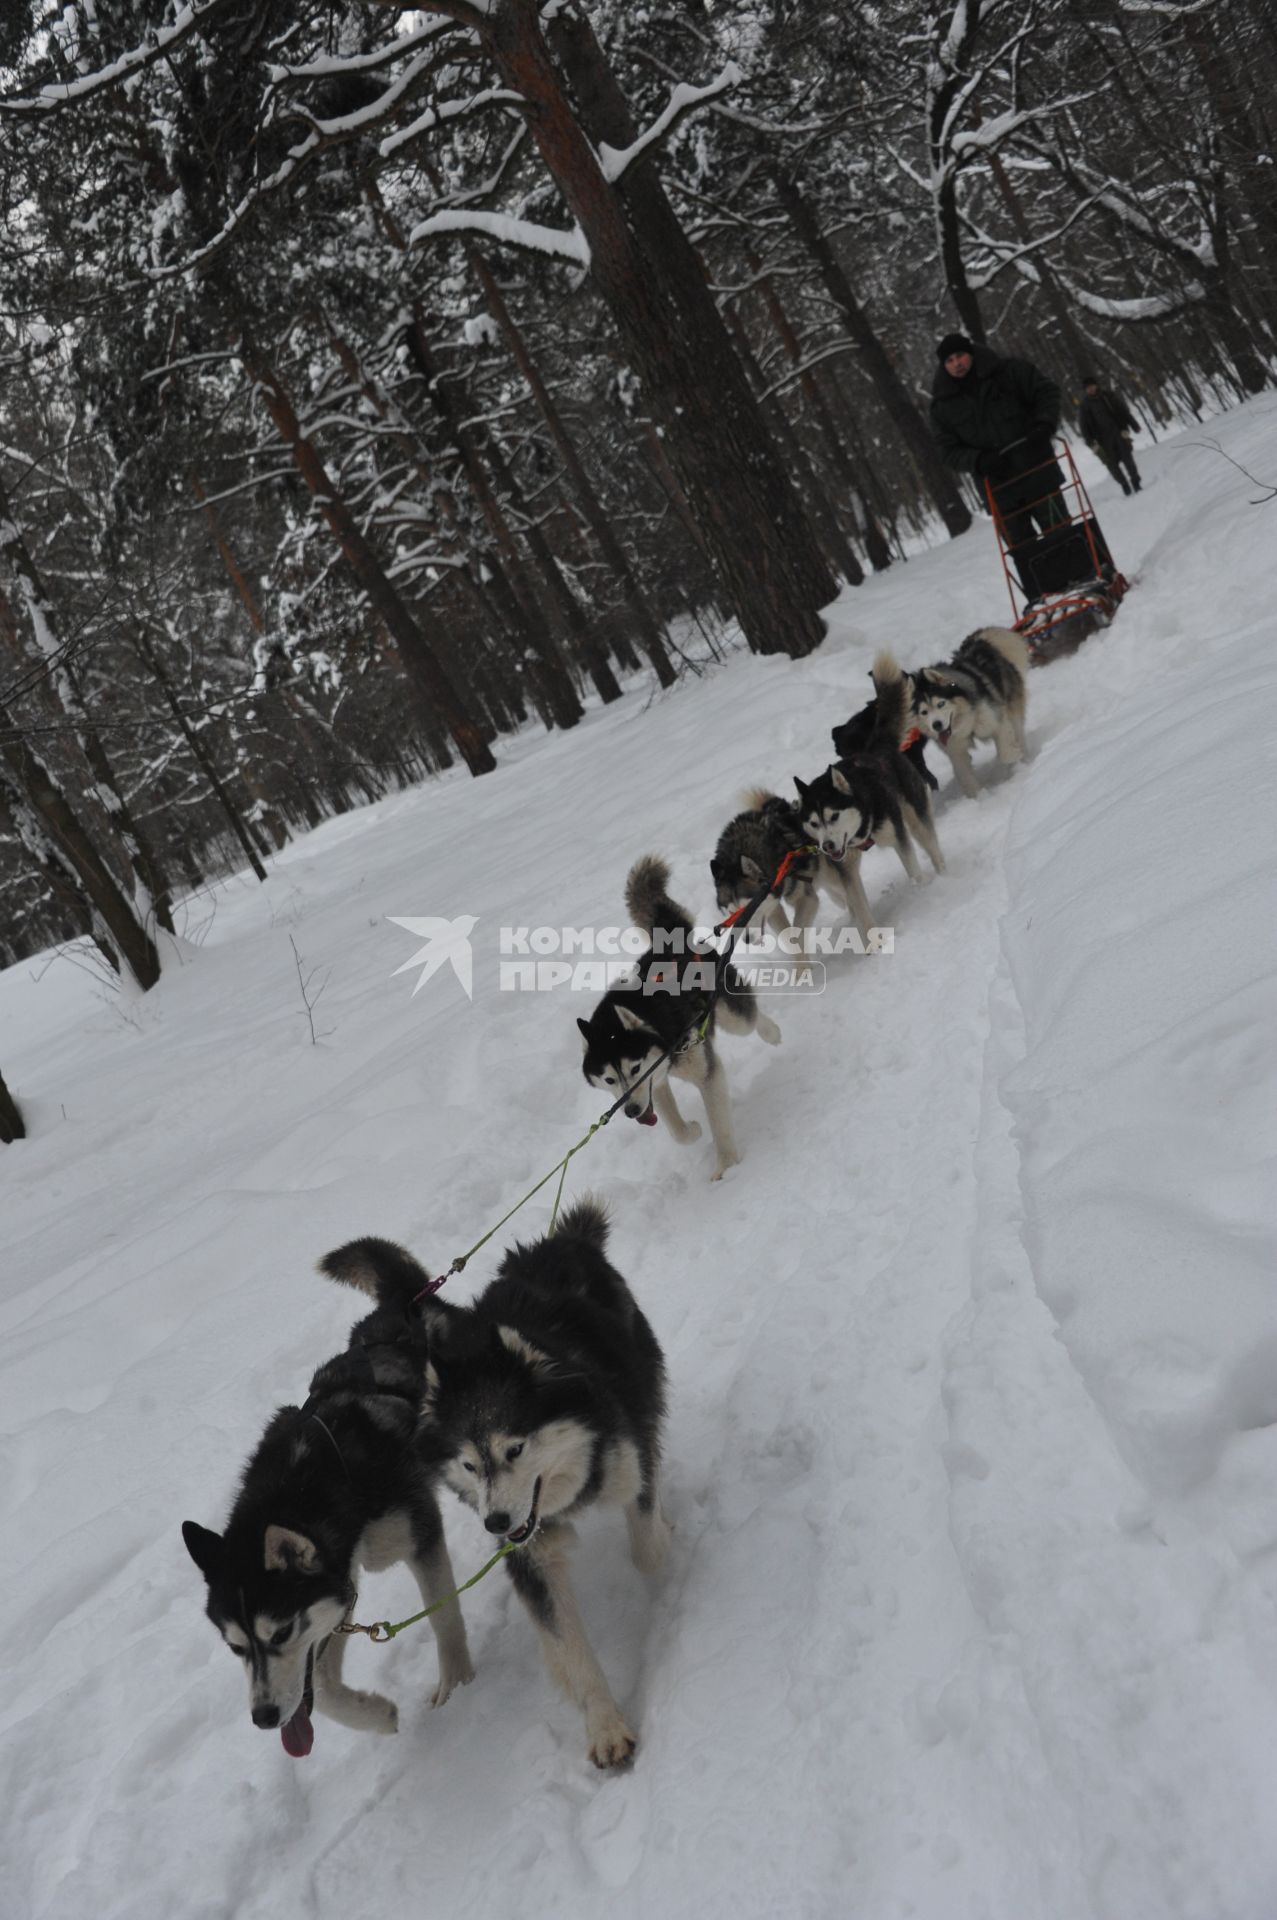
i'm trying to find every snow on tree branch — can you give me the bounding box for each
[406,209,589,267]
[0,0,233,115]
[597,63,742,184]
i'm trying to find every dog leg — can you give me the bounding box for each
[839,855,874,946]
[408,1538,475,1706]
[313,1630,400,1735]
[507,1529,636,1768]
[716,990,781,1048]
[653,1077,701,1145]
[790,883,819,932]
[698,1050,740,1180]
[891,825,924,883]
[626,1493,672,1575]
[993,715,1023,766]
[765,897,790,938]
[946,741,981,799]
[911,805,946,875]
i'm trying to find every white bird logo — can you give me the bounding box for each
[388,915,478,1000]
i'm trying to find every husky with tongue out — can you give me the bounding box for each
[577,854,781,1182]
[181,1250,473,1757]
[324,1200,669,1769]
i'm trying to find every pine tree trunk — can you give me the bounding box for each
[238,336,495,775]
[982,144,1091,374]
[463,245,677,687]
[772,177,973,538]
[0,489,176,933]
[478,429,622,704]
[751,262,887,572]
[396,311,585,728]
[131,627,270,883]
[724,303,865,587]
[0,1066,24,1143]
[190,472,294,850]
[0,694,161,989]
[492,0,835,658]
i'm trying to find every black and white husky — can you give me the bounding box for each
[904,625,1030,798]
[325,1200,668,1769]
[577,855,781,1181]
[794,652,946,943]
[182,1254,473,1756]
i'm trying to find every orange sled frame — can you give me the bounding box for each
[986,438,1130,663]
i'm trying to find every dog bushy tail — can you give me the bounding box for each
[553,1194,611,1251]
[973,625,1031,681]
[738,784,779,814]
[319,1237,430,1315]
[625,855,693,939]
[870,651,910,744]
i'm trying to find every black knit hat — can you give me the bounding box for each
[937,332,974,364]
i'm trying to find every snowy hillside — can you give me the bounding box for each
[3,398,1276,1920]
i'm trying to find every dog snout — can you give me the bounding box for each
[252,1704,281,1730]
[822,839,837,855]
[484,1511,511,1536]
[624,1101,641,1118]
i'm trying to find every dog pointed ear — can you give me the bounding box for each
[263,1525,322,1574]
[740,855,763,881]
[576,1017,594,1050]
[613,1002,648,1034]
[496,1325,557,1377]
[793,776,809,802]
[831,768,851,796]
[182,1521,223,1578]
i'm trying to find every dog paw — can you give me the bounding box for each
[632,1515,672,1575]
[341,1689,399,1735]
[757,1014,782,1046]
[431,1655,475,1707]
[710,1153,740,1182]
[588,1711,637,1769]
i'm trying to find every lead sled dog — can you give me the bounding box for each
[325,1199,668,1768]
[182,1250,473,1755]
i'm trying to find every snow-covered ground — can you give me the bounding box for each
[3,399,1275,1920]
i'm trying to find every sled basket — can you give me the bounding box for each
[985,439,1129,662]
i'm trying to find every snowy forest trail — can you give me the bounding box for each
[2,400,1276,1920]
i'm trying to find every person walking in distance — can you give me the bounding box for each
[1078,375,1142,495]
[930,333,1069,546]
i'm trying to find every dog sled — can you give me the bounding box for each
[986,438,1129,665]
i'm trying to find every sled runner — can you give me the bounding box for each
[986,438,1129,665]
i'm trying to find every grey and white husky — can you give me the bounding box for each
[577,855,781,1181]
[182,1252,473,1756]
[710,787,817,937]
[794,652,946,943]
[904,625,1030,797]
[325,1200,668,1769]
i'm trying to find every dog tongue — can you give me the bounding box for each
[280,1703,314,1758]
[637,1110,658,1127]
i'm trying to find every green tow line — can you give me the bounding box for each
[337,1540,524,1643]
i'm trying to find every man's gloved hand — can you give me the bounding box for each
[1021,432,1057,471]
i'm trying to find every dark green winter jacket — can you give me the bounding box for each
[929,346,1061,475]
[1077,387,1136,454]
